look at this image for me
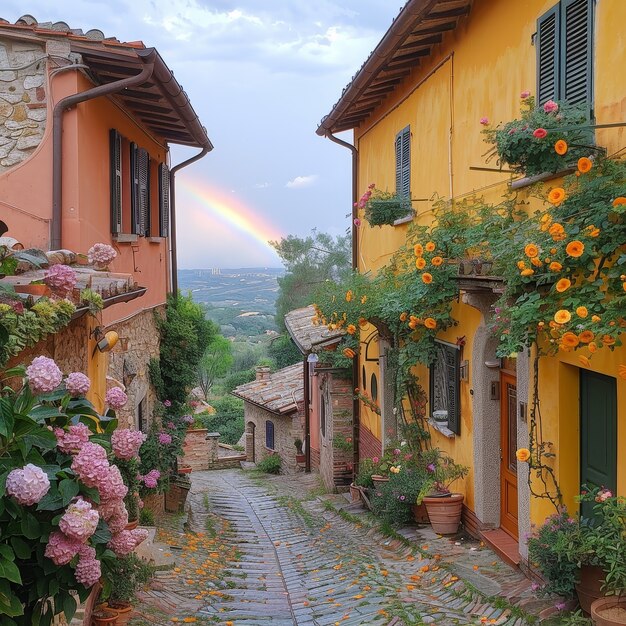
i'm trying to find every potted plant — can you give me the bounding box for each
[294,438,305,464]
[371,467,425,527]
[91,607,119,626]
[417,450,468,534]
[102,553,155,625]
[363,187,414,227]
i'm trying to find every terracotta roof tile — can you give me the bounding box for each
[284,305,344,354]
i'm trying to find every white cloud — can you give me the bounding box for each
[253,182,271,189]
[286,174,318,189]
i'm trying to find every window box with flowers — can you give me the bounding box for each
[358,184,414,227]
[482,94,598,182]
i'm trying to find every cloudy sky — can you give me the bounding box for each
[3,1,402,268]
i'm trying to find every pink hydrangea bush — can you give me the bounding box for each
[105,386,128,410]
[6,464,50,506]
[59,497,99,541]
[87,242,116,266]
[65,372,91,396]
[55,422,91,454]
[108,528,149,557]
[111,429,147,460]
[141,469,161,489]
[44,264,77,297]
[26,356,63,393]
[44,530,83,566]
[74,544,101,588]
[158,432,172,445]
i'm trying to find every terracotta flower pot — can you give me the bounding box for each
[295,453,306,464]
[14,284,51,297]
[576,565,606,615]
[411,502,430,524]
[125,519,138,531]
[107,602,133,626]
[91,608,118,626]
[349,483,362,502]
[177,466,192,475]
[422,493,464,534]
[590,596,626,625]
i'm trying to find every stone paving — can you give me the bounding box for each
[132,469,552,626]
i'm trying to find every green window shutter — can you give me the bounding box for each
[109,129,122,234]
[560,0,593,113]
[536,3,561,105]
[395,125,410,198]
[444,345,461,436]
[130,142,141,235]
[158,163,170,237]
[137,148,150,236]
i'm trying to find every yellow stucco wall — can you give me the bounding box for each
[352,0,626,524]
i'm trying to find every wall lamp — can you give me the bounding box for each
[307,352,319,377]
[91,329,119,355]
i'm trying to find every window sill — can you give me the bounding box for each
[428,418,456,439]
[393,214,414,226]
[510,167,575,190]
[148,237,166,244]
[113,234,139,244]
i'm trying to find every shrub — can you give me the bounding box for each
[202,396,245,445]
[139,508,155,526]
[256,454,281,474]
[102,553,155,605]
[370,468,424,526]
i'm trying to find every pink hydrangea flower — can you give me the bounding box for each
[105,387,128,410]
[182,415,194,425]
[87,243,116,266]
[44,264,77,297]
[44,531,82,566]
[74,544,101,587]
[98,498,126,524]
[141,469,161,489]
[111,429,146,460]
[108,528,148,556]
[59,497,100,541]
[71,442,110,489]
[6,463,50,506]
[106,508,129,533]
[520,90,531,98]
[98,465,128,501]
[480,117,489,125]
[26,356,63,394]
[163,400,172,407]
[65,372,91,396]
[543,100,559,113]
[55,422,91,454]
[158,433,172,445]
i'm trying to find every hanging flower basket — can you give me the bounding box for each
[365,195,414,227]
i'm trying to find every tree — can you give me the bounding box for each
[268,334,302,369]
[270,230,351,330]
[197,335,233,399]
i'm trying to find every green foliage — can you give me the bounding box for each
[256,454,281,474]
[103,553,155,604]
[201,396,244,445]
[197,335,233,399]
[267,334,302,369]
[222,368,255,393]
[139,508,154,526]
[483,97,594,176]
[332,432,353,453]
[79,288,103,314]
[354,458,376,488]
[270,230,351,331]
[370,469,422,526]
[153,293,217,405]
[364,190,414,227]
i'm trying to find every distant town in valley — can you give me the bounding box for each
[178,268,284,340]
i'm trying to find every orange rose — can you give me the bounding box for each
[586,225,600,237]
[416,257,426,270]
[578,330,594,343]
[612,197,626,207]
[414,244,424,256]
[591,315,601,323]
[531,257,543,267]
[577,157,592,173]
[521,268,534,276]
[565,240,584,258]
[515,448,531,462]
[555,278,571,293]
[345,290,353,302]
[342,348,356,359]
[399,312,408,322]
[576,306,588,318]
[549,223,566,241]
[424,317,437,329]
[549,261,563,272]
[588,341,597,353]
[431,256,443,266]
[554,309,571,324]
[425,242,436,252]
[561,332,579,347]
[346,324,356,335]
[358,317,368,328]
[517,260,527,270]
[602,335,616,346]
[548,187,566,205]
[524,244,539,258]
[554,139,568,155]
[422,272,433,284]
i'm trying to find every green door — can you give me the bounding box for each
[580,370,617,518]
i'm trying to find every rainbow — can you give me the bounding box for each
[177,176,283,258]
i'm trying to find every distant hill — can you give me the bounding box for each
[178,268,285,339]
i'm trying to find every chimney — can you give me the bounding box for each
[255,366,271,381]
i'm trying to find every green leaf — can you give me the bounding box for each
[48,578,59,597]
[10,537,31,560]
[78,484,100,504]
[91,519,112,545]
[24,429,58,452]
[62,593,77,623]
[20,512,41,539]
[0,557,22,584]
[0,545,14,561]
[28,406,66,422]
[36,487,64,512]
[58,479,79,506]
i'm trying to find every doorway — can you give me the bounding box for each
[580,370,617,518]
[246,421,256,463]
[500,372,518,538]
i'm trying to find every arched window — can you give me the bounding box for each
[370,373,378,402]
[265,420,275,450]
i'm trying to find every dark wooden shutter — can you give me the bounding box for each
[536,3,560,105]
[395,126,410,198]
[109,129,122,234]
[445,345,461,435]
[130,142,141,234]
[158,163,170,237]
[265,420,275,449]
[561,0,593,111]
[138,148,150,236]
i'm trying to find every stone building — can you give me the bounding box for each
[232,364,305,474]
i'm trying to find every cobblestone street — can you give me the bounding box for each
[133,469,549,626]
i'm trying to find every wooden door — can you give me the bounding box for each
[500,373,519,538]
[580,370,617,519]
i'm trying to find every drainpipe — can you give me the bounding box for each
[51,49,157,250]
[322,131,360,477]
[169,146,210,297]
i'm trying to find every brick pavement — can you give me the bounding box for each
[131,469,551,626]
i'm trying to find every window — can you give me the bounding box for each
[395,125,410,198]
[158,163,170,237]
[130,143,151,236]
[429,341,461,435]
[370,372,378,402]
[265,420,275,449]
[536,0,593,114]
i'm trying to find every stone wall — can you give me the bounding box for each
[181,429,211,470]
[244,402,303,474]
[107,306,162,431]
[0,37,48,171]
[319,372,354,491]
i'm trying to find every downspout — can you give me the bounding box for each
[303,358,310,473]
[323,131,360,477]
[169,145,210,297]
[51,50,157,250]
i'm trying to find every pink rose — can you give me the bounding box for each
[520,90,531,99]
[543,100,559,113]
[480,117,489,126]
[533,128,548,139]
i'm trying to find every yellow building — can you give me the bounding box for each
[318,0,625,566]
